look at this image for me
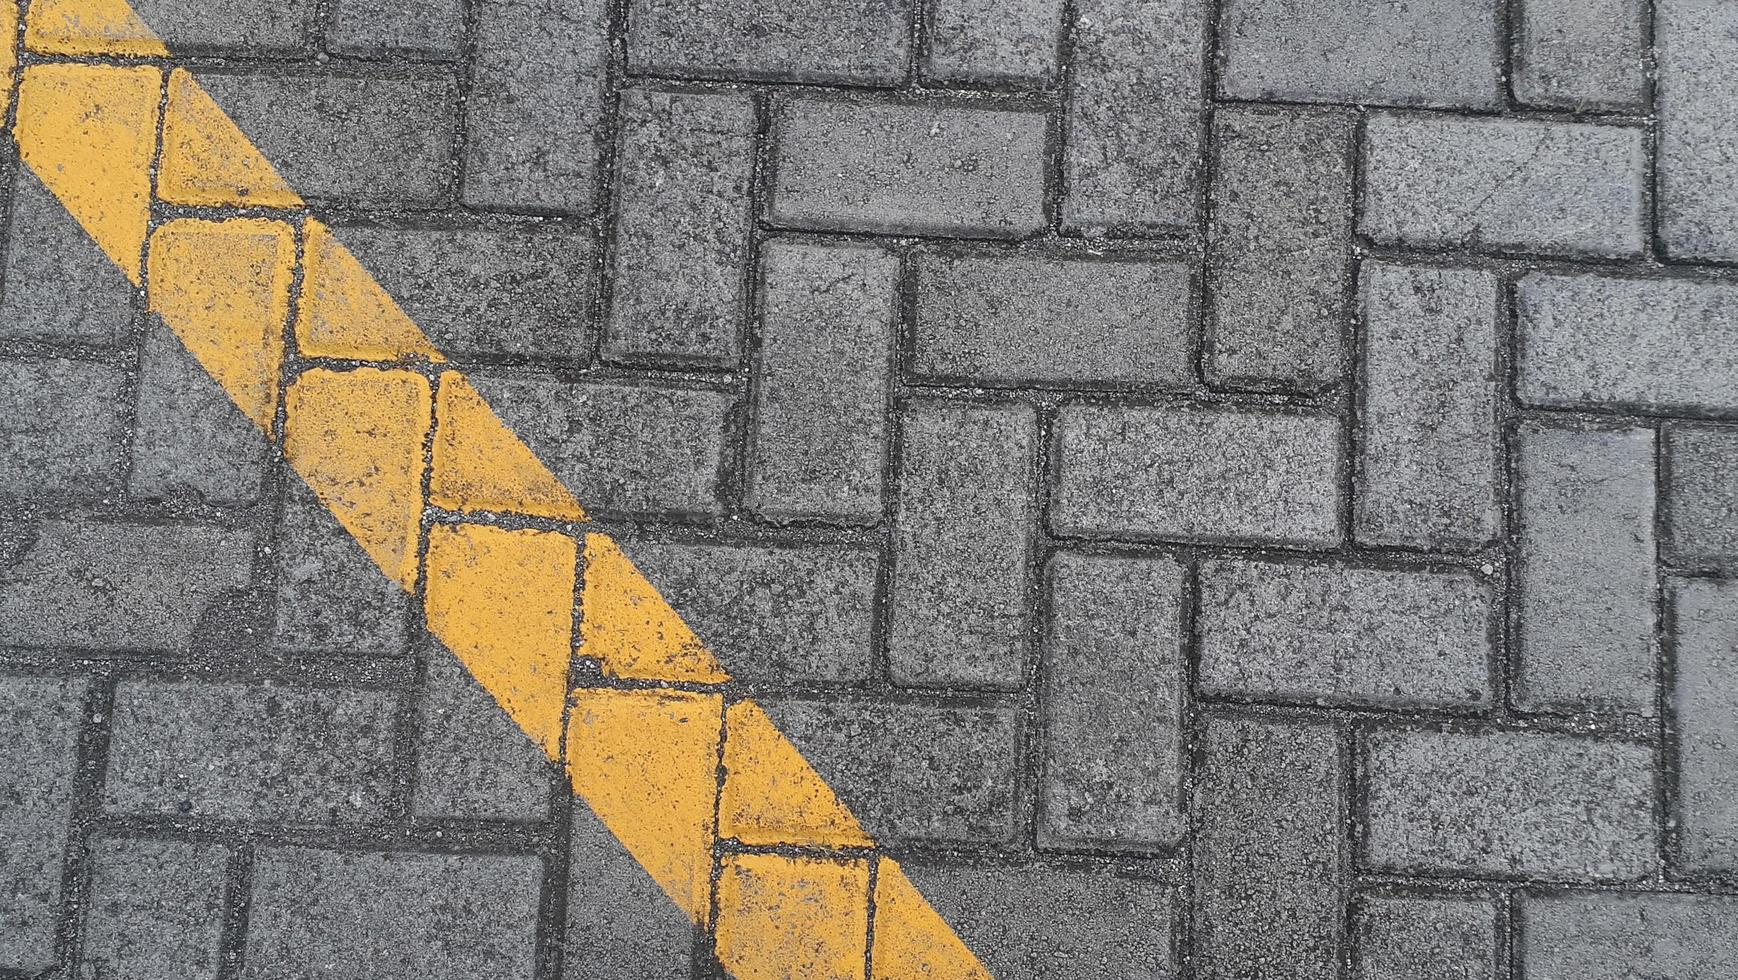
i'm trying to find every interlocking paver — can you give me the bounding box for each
[566,804,694,979]
[413,646,553,822]
[626,0,911,85]
[1520,892,1738,979]
[274,482,409,656]
[0,171,133,345]
[0,356,125,496]
[1352,895,1497,980]
[1658,0,1738,262]
[1666,426,1738,566]
[924,0,1063,86]
[77,837,230,980]
[1514,0,1648,110]
[1671,579,1738,874]
[131,0,314,54]
[326,0,464,58]
[130,318,268,505]
[0,674,87,974]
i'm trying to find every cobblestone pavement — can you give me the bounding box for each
[5,0,1738,976]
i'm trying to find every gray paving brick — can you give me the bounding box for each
[766,697,1019,843]
[1207,107,1352,392]
[1515,425,1656,715]
[1666,426,1738,566]
[604,88,756,364]
[413,646,552,823]
[77,837,229,980]
[0,674,87,974]
[895,861,1174,979]
[242,847,542,980]
[274,482,409,656]
[1352,895,1497,980]
[1361,729,1656,880]
[1521,892,1738,980]
[1198,560,1493,710]
[1658,0,1738,262]
[620,540,878,683]
[333,224,592,361]
[104,679,399,825]
[1063,0,1202,234]
[1514,0,1647,110]
[1195,716,1345,980]
[770,97,1049,238]
[1355,262,1500,551]
[0,357,125,497]
[199,72,458,206]
[1041,552,1185,849]
[1671,579,1738,874]
[888,401,1036,689]
[0,170,133,345]
[1361,114,1646,257]
[1517,275,1738,414]
[132,0,313,54]
[566,803,692,979]
[326,0,465,58]
[463,0,607,214]
[626,0,910,84]
[0,519,253,651]
[1053,404,1343,549]
[476,375,730,518]
[924,0,1063,86]
[911,250,1193,388]
[745,242,895,524]
[1219,0,1501,108]
[129,319,267,506]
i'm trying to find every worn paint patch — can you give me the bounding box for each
[432,372,586,521]
[721,700,873,849]
[159,68,302,209]
[580,534,729,684]
[296,220,444,362]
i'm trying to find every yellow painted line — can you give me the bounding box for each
[5,3,991,975]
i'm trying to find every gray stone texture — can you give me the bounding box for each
[327,0,466,57]
[604,88,756,364]
[1521,892,1738,980]
[889,401,1036,689]
[0,170,133,345]
[1352,895,1497,980]
[566,804,693,978]
[130,318,267,505]
[274,482,409,656]
[0,356,125,496]
[1053,404,1343,548]
[413,646,552,822]
[1355,262,1500,551]
[0,674,87,973]
[1666,425,1738,566]
[1514,0,1648,110]
[1362,114,1647,257]
[1514,425,1657,715]
[1671,579,1738,874]
[626,0,911,84]
[925,0,1063,86]
[77,837,230,980]
[1041,552,1186,849]
[131,0,313,53]
[1361,728,1656,880]
[1207,106,1353,392]
[745,242,895,524]
[771,97,1049,238]
[911,250,1193,388]
[1658,0,1738,262]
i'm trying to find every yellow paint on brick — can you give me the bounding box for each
[717,853,871,980]
[580,534,729,684]
[296,220,443,362]
[146,218,295,429]
[567,688,722,923]
[425,523,575,755]
[870,860,994,980]
[283,367,430,590]
[22,0,165,56]
[14,64,158,283]
[721,700,873,849]
[432,372,585,521]
[2,2,18,122]
[159,69,301,209]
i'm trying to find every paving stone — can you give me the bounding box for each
[413,645,552,823]
[77,837,230,980]
[1517,275,1738,414]
[1355,262,1500,551]
[274,482,409,656]
[924,0,1063,86]
[333,224,593,360]
[473,375,731,518]
[1515,425,1656,715]
[131,0,315,54]
[1194,715,1345,980]
[198,72,458,206]
[1514,0,1647,110]
[566,803,692,979]
[129,318,267,506]
[0,674,87,973]
[1219,0,1501,107]
[327,0,466,58]
[1361,114,1646,257]
[1658,0,1738,262]
[103,679,399,825]
[1666,426,1738,565]
[0,357,126,497]
[888,401,1036,689]
[0,519,253,651]
[1198,560,1493,710]
[1361,728,1656,880]
[1041,552,1185,849]
[1352,895,1497,980]
[1207,107,1353,392]
[626,0,910,84]
[764,697,1020,843]
[0,170,133,345]
[745,242,896,524]
[1063,0,1202,233]
[911,250,1193,388]
[621,540,878,683]
[1053,404,1342,549]
[1521,892,1738,979]
[1671,579,1738,874]
[604,88,756,364]
[896,861,1174,978]
[770,97,1049,238]
[242,847,542,980]
[464,0,607,214]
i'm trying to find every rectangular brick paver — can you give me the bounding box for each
[626,0,911,85]
[1521,892,1738,979]
[77,837,230,980]
[1353,895,1497,980]
[1658,0,1738,262]
[1671,579,1738,874]
[0,675,88,974]
[1514,0,1647,110]
[924,0,1063,86]
[1666,426,1738,566]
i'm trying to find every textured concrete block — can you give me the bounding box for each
[0,357,125,496]
[1658,0,1738,261]
[78,837,230,980]
[413,647,552,822]
[1666,426,1738,565]
[274,483,409,656]
[327,0,465,57]
[925,0,1063,85]
[1352,895,1497,980]
[0,674,87,973]
[130,318,267,505]
[0,170,133,345]
[1521,892,1738,979]
[1515,0,1647,110]
[566,804,693,979]
[133,0,314,53]
[1672,579,1738,874]
[627,0,910,84]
